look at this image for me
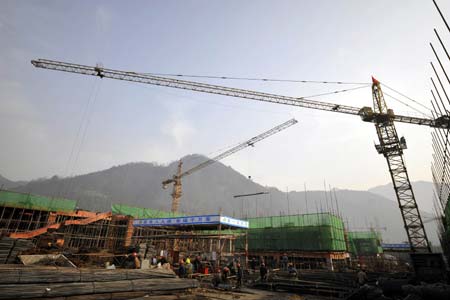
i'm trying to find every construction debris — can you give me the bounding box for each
[18,254,77,268]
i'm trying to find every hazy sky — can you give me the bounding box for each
[1,0,450,192]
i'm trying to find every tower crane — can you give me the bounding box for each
[162,118,298,212]
[31,58,450,252]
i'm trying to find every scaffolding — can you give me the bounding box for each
[348,231,383,256]
[0,190,131,253]
[131,215,248,268]
[112,204,183,219]
[0,190,76,212]
[242,213,346,252]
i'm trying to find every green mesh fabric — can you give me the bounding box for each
[236,213,346,252]
[348,231,383,255]
[111,203,184,218]
[0,190,76,212]
[247,213,344,229]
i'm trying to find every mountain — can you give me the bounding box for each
[10,155,440,245]
[368,181,435,214]
[0,174,27,189]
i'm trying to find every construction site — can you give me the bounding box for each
[2,0,450,299]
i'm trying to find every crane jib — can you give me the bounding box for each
[31,59,449,129]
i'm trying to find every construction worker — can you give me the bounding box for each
[221,266,230,283]
[159,256,167,265]
[250,258,257,272]
[185,258,193,276]
[132,252,141,269]
[178,260,186,278]
[357,269,368,287]
[228,260,236,275]
[236,262,243,287]
[287,263,297,278]
[193,255,202,273]
[281,253,289,270]
[260,263,268,282]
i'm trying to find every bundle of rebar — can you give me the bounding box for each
[0,265,198,299]
[0,238,35,264]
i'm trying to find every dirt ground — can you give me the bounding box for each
[191,288,337,300]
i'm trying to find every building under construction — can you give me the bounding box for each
[0,190,247,266]
[239,213,349,270]
[115,204,248,266]
[0,190,131,252]
[1,189,402,273]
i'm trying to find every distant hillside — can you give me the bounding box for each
[11,155,440,245]
[0,174,27,189]
[369,181,435,214]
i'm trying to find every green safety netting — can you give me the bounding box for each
[236,213,346,252]
[247,213,345,229]
[111,203,184,218]
[0,190,76,212]
[348,231,383,256]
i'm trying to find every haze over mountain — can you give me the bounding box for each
[0,174,27,190]
[3,154,440,245]
[369,181,435,214]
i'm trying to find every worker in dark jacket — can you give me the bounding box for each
[178,260,186,278]
[260,263,268,282]
[250,258,257,272]
[287,263,297,278]
[236,262,244,287]
[193,255,202,273]
[221,266,231,283]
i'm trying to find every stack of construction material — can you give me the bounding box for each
[0,238,35,264]
[270,277,354,298]
[251,270,358,298]
[297,270,359,287]
[0,265,198,300]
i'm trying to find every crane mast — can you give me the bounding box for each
[162,118,298,212]
[372,77,430,252]
[31,58,447,251]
